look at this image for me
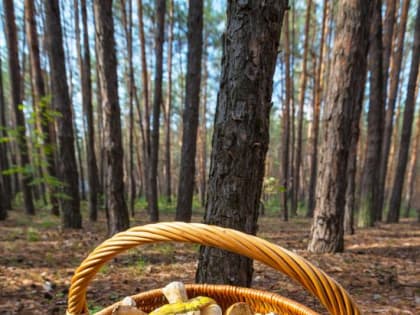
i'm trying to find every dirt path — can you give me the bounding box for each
[0,210,418,314]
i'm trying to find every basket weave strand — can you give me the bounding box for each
[66,222,360,315]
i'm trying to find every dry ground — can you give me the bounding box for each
[0,208,419,314]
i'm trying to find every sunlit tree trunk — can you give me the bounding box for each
[196,0,287,286]
[4,0,35,215]
[176,0,203,221]
[308,0,372,253]
[377,0,410,221]
[387,5,420,223]
[45,0,81,227]
[93,0,130,234]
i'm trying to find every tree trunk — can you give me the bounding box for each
[199,31,209,208]
[387,4,420,223]
[0,56,12,212]
[176,0,203,221]
[164,0,174,204]
[358,0,385,228]
[25,0,60,216]
[292,0,312,217]
[74,0,99,220]
[404,102,420,217]
[307,0,329,218]
[45,0,81,228]
[4,0,35,215]
[376,0,410,221]
[196,0,287,287]
[148,0,166,222]
[308,0,372,253]
[344,132,358,235]
[281,10,291,222]
[382,0,397,98]
[93,0,130,235]
[120,0,136,217]
[137,0,151,210]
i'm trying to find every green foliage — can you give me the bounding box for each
[26,227,40,242]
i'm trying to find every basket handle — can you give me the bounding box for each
[66,222,360,315]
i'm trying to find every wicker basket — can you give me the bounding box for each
[66,222,360,315]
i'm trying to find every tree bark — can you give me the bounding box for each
[387,4,420,223]
[4,0,35,215]
[93,0,130,235]
[382,0,397,99]
[25,0,60,216]
[148,0,166,222]
[292,0,312,217]
[377,0,410,221]
[120,0,136,217]
[137,0,151,210]
[164,0,174,204]
[281,10,291,222]
[344,130,358,235]
[0,56,12,212]
[308,0,372,253]
[404,101,420,217]
[176,0,203,221]
[79,0,99,221]
[358,0,385,228]
[307,0,329,218]
[196,0,287,286]
[199,32,209,208]
[45,0,81,228]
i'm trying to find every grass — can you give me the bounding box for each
[26,227,40,242]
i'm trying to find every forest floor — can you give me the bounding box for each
[0,207,419,315]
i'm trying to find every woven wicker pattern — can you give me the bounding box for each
[66,222,360,315]
[94,284,319,315]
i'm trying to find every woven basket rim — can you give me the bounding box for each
[94,283,320,315]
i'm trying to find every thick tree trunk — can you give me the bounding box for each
[45,0,81,228]
[307,0,328,218]
[377,0,410,221]
[93,0,130,235]
[25,0,60,216]
[164,0,174,204]
[4,0,35,215]
[0,56,12,212]
[292,0,312,217]
[196,0,287,287]
[148,0,166,222]
[344,133,358,235]
[387,5,420,223]
[358,0,385,228]
[308,0,372,253]
[281,10,291,222]
[176,0,203,221]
